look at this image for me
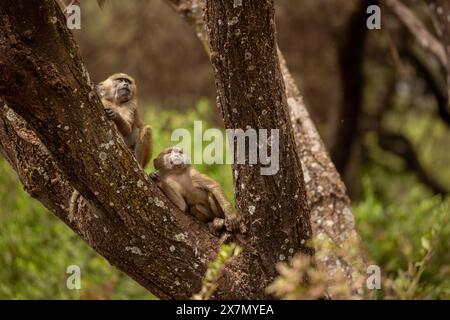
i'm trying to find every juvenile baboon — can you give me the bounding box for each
[153,147,243,234]
[97,73,152,168]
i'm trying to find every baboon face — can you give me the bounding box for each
[113,77,133,103]
[97,73,136,104]
[154,147,190,171]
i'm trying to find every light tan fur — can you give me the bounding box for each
[97,73,152,169]
[153,147,242,234]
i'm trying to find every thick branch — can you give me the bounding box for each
[206,0,312,288]
[0,107,199,299]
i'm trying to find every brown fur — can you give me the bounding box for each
[154,147,242,234]
[97,73,152,168]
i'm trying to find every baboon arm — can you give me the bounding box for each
[191,171,237,220]
[135,125,152,169]
[190,204,213,222]
[161,180,188,212]
[113,111,133,137]
[102,101,133,137]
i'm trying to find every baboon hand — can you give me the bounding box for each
[150,171,161,184]
[105,108,117,119]
[224,210,241,232]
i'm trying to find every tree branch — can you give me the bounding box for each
[383,0,448,69]
[402,48,450,126]
[331,0,369,177]
[368,72,448,195]
[0,82,216,298]
[427,0,450,123]
[0,106,196,299]
[378,131,448,195]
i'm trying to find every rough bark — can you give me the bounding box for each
[0,107,207,299]
[166,0,366,295]
[0,0,225,299]
[0,0,300,299]
[206,0,312,277]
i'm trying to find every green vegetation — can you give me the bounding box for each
[0,101,448,299]
[355,167,449,299]
[0,152,152,299]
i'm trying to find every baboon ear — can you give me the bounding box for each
[96,82,105,97]
[153,156,163,170]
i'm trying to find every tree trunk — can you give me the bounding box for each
[205,0,313,277]
[0,0,311,299]
[166,0,367,296]
[331,1,368,185]
[0,0,226,299]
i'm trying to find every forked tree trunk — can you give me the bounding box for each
[0,0,313,299]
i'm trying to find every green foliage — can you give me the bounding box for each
[192,243,242,300]
[355,100,450,299]
[354,175,449,299]
[0,158,153,299]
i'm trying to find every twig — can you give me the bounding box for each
[402,48,450,126]
[378,131,448,195]
[383,0,447,68]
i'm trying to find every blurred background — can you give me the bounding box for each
[0,0,448,299]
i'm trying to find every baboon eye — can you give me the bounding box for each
[118,78,131,84]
